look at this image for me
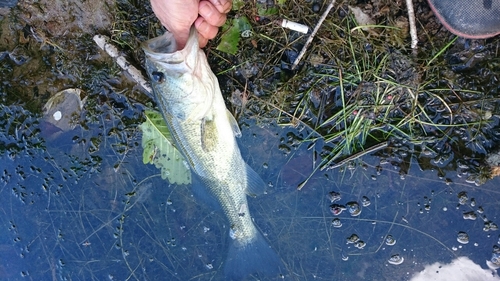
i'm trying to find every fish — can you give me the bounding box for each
[142,27,282,280]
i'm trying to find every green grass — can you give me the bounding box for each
[206,1,500,176]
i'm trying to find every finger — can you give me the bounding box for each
[174,32,191,50]
[195,16,220,41]
[198,1,227,27]
[198,35,209,48]
[204,0,232,14]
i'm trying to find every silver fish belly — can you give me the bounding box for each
[142,27,281,280]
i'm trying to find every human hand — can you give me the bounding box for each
[150,0,232,49]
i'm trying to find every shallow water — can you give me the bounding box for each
[1,97,500,280]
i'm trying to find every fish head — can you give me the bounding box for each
[142,27,216,122]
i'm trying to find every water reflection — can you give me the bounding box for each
[1,104,500,280]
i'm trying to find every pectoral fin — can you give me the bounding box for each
[200,118,218,152]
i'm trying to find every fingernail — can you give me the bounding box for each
[199,2,213,17]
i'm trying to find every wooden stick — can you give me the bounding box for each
[405,0,418,49]
[93,34,153,95]
[291,0,337,70]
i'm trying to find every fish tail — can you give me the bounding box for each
[224,230,283,280]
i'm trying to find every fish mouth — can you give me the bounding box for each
[142,32,177,57]
[142,27,199,66]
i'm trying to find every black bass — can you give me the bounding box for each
[142,27,281,280]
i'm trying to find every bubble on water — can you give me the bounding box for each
[385,235,396,246]
[457,191,468,205]
[330,204,346,216]
[491,223,498,231]
[470,198,476,207]
[490,249,500,268]
[331,218,342,228]
[327,191,341,203]
[355,240,366,249]
[361,196,371,207]
[347,234,360,244]
[347,162,356,170]
[484,221,498,232]
[346,201,362,216]
[463,211,477,220]
[388,254,404,265]
[278,144,291,155]
[457,231,469,244]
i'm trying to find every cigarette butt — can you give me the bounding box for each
[280,19,309,34]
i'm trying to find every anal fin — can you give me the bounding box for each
[244,164,267,197]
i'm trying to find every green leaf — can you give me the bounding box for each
[216,16,251,55]
[257,4,278,16]
[140,110,191,185]
[232,0,245,11]
[235,16,252,32]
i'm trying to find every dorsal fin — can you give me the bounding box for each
[226,109,241,138]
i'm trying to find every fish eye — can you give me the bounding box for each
[151,71,165,83]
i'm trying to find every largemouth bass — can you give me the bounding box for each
[142,28,282,280]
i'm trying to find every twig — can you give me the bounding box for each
[324,141,389,170]
[297,141,389,190]
[291,0,337,70]
[93,34,152,95]
[405,0,418,50]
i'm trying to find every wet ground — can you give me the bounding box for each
[1,0,500,280]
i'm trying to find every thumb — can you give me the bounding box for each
[173,29,191,50]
